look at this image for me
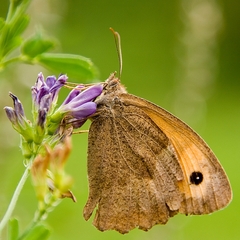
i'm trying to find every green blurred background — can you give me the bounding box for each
[0,0,239,239]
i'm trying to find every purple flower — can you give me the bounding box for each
[5,72,103,142]
[32,73,67,112]
[4,92,25,126]
[4,93,33,141]
[51,84,103,129]
[4,106,18,126]
[31,73,67,130]
[61,86,83,105]
[61,84,102,117]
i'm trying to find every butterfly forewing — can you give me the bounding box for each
[122,93,232,214]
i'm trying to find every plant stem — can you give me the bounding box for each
[18,216,38,240]
[0,56,22,69]
[18,208,46,240]
[0,165,30,233]
[18,195,61,239]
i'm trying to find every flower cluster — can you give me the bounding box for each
[4,72,103,204]
[50,80,102,131]
[5,72,102,151]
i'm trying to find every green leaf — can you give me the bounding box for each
[21,33,55,58]
[0,24,14,58]
[12,0,27,8]
[8,0,31,22]
[36,53,99,81]
[8,218,19,240]
[10,14,29,39]
[21,224,50,240]
[0,34,22,58]
[0,15,29,58]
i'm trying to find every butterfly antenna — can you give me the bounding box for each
[110,27,122,79]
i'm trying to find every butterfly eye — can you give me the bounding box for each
[190,171,203,185]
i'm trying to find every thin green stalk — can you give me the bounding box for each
[0,56,21,69]
[6,0,15,22]
[17,216,38,240]
[17,207,46,240]
[0,165,30,233]
[18,194,61,239]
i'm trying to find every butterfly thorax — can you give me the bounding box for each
[93,73,127,115]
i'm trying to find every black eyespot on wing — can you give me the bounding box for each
[190,171,203,185]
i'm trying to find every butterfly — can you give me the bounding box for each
[83,72,232,234]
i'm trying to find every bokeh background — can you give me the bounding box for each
[0,0,239,239]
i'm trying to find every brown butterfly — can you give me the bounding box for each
[83,72,232,234]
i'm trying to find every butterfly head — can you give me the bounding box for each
[103,72,127,95]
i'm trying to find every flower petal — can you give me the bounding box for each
[46,76,57,89]
[35,72,45,90]
[36,86,49,105]
[9,92,25,117]
[67,84,103,108]
[62,86,82,105]
[39,93,52,112]
[37,109,47,128]
[4,107,17,125]
[49,75,67,93]
[70,118,87,129]
[71,102,97,119]
[50,75,67,103]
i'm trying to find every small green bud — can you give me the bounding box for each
[20,136,33,159]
